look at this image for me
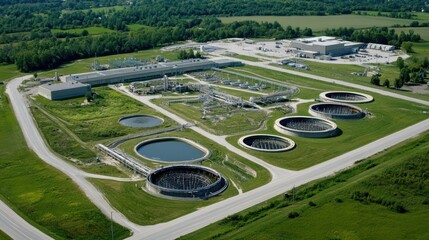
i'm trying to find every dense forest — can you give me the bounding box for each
[0,0,428,72]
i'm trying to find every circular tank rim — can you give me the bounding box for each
[309,102,365,119]
[238,134,296,152]
[118,114,164,127]
[146,164,227,197]
[274,116,338,134]
[134,137,210,163]
[319,91,374,104]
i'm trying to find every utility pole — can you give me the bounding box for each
[111,211,114,240]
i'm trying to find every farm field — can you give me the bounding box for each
[392,27,429,40]
[219,15,416,32]
[182,130,429,240]
[51,26,116,35]
[0,85,130,239]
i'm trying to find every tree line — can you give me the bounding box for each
[0,19,308,72]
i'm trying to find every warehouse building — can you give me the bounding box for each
[290,36,365,58]
[61,58,242,86]
[38,81,91,100]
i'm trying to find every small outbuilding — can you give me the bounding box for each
[38,81,91,100]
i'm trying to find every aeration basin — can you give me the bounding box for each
[309,102,365,120]
[238,134,295,152]
[320,91,373,104]
[274,116,338,138]
[119,114,163,128]
[146,165,228,199]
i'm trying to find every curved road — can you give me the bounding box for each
[4,76,142,235]
[3,57,429,240]
[117,86,429,239]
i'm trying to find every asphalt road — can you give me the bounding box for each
[118,86,429,240]
[3,58,429,240]
[4,76,142,235]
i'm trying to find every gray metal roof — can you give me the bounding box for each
[39,81,89,91]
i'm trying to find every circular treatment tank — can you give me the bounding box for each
[146,165,228,199]
[274,116,338,138]
[238,134,295,152]
[320,91,374,104]
[119,114,163,128]
[135,137,210,163]
[309,102,365,120]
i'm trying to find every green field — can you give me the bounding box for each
[393,27,429,40]
[52,26,116,36]
[219,15,416,32]
[91,129,271,225]
[0,231,11,240]
[183,130,429,240]
[223,54,262,62]
[353,11,429,21]
[0,64,22,82]
[224,65,429,169]
[153,98,267,135]
[33,87,176,142]
[0,85,130,239]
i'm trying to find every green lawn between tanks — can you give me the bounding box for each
[91,129,271,226]
[30,107,128,177]
[152,98,267,135]
[224,65,429,170]
[90,178,237,226]
[0,85,130,239]
[219,15,416,32]
[37,48,180,79]
[0,231,11,240]
[182,131,429,240]
[118,129,271,192]
[33,87,177,142]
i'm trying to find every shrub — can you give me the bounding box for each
[288,211,300,219]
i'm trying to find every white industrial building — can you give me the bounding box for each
[61,58,242,86]
[38,81,91,100]
[290,36,365,58]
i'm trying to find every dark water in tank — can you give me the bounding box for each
[119,115,163,128]
[136,139,205,162]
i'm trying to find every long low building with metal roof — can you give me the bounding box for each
[38,81,91,100]
[60,58,242,86]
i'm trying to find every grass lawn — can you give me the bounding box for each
[0,231,11,240]
[219,15,416,32]
[33,87,177,142]
[52,27,116,36]
[153,98,267,135]
[224,54,262,62]
[30,106,128,177]
[91,129,271,225]
[392,27,429,41]
[0,85,130,239]
[0,64,23,82]
[182,130,429,240]
[224,65,429,170]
